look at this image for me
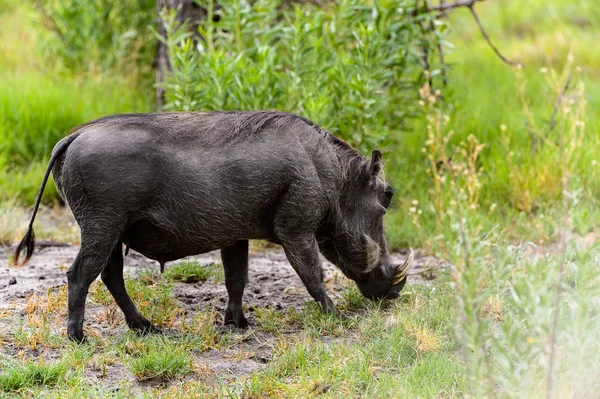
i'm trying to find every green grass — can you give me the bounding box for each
[0,361,69,392]
[124,337,192,382]
[124,278,183,328]
[0,2,152,205]
[241,284,463,397]
[2,251,598,397]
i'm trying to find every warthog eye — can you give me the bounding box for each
[383,185,394,208]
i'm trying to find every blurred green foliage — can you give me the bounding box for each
[35,0,156,79]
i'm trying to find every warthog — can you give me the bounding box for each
[14,111,413,342]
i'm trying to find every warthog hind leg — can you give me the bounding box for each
[221,240,249,328]
[67,230,120,342]
[101,243,161,335]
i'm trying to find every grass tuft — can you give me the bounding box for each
[254,307,286,335]
[0,361,67,392]
[164,260,213,283]
[123,337,192,382]
[0,198,28,245]
[128,350,192,382]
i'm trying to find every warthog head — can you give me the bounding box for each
[319,149,413,300]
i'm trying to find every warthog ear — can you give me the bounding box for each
[362,150,383,182]
[392,248,414,285]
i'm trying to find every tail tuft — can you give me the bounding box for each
[13,227,35,266]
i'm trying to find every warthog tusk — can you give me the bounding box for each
[393,248,414,285]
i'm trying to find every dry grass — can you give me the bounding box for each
[404,322,441,353]
[0,200,28,245]
[481,295,504,322]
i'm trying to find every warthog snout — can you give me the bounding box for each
[355,249,414,300]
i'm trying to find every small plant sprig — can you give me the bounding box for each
[414,76,494,395]
[414,76,486,259]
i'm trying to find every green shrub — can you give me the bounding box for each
[161,0,446,152]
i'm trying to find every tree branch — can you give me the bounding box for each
[411,0,521,67]
[429,0,447,86]
[467,5,521,67]
[418,0,433,88]
[424,0,484,13]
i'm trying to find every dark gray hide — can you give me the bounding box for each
[13,111,412,342]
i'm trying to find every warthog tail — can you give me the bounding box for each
[13,133,81,266]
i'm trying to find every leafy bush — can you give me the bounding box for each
[161,0,446,152]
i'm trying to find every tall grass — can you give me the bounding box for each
[385,0,600,248]
[412,56,600,396]
[35,0,156,79]
[0,3,152,204]
[0,71,151,203]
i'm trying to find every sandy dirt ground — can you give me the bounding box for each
[0,245,440,324]
[0,242,442,393]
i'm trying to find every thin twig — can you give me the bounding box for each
[436,41,448,87]
[549,72,572,132]
[437,0,448,18]
[415,0,485,13]
[419,0,433,88]
[412,0,520,67]
[429,0,447,86]
[525,121,538,156]
[407,261,452,276]
[467,5,520,66]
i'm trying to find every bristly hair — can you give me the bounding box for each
[287,112,367,180]
[214,111,368,181]
[79,110,369,181]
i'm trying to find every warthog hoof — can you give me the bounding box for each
[67,323,86,344]
[224,308,248,328]
[127,318,162,335]
[67,331,86,344]
[133,324,162,336]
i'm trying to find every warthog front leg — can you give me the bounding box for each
[280,234,339,315]
[101,244,160,335]
[221,240,249,328]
